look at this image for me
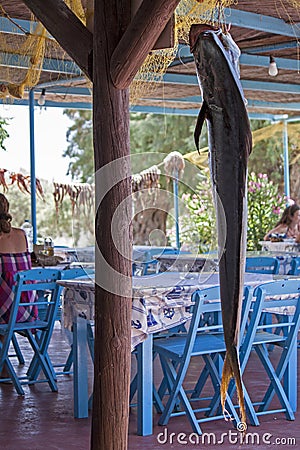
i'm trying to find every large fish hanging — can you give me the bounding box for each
[189,24,252,427]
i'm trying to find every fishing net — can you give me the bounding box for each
[0,0,85,101]
[0,0,235,102]
[130,0,236,104]
[1,0,299,103]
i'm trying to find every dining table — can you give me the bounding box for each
[56,269,287,436]
[156,253,218,273]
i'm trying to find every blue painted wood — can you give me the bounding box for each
[223,8,300,37]
[137,336,153,436]
[245,256,280,274]
[283,120,290,198]
[153,285,254,433]
[27,267,89,380]
[0,268,62,395]
[29,89,37,244]
[288,257,300,275]
[133,248,189,276]
[244,280,300,419]
[73,317,89,419]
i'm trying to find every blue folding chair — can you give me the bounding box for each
[288,256,300,275]
[0,268,61,395]
[245,256,280,274]
[250,279,300,419]
[210,279,300,423]
[27,267,92,380]
[153,285,254,434]
[133,248,190,276]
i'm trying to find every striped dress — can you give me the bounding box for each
[0,252,37,324]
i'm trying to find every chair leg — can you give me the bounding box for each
[255,345,294,420]
[63,345,74,372]
[158,356,203,435]
[205,354,260,426]
[26,331,58,392]
[0,358,25,395]
[11,334,25,365]
[202,354,241,425]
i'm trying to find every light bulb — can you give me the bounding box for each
[268,56,278,77]
[37,88,46,106]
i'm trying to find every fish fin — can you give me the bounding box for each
[220,354,234,420]
[194,100,208,153]
[221,349,247,430]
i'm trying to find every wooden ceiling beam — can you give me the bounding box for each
[21,0,93,80]
[110,0,180,89]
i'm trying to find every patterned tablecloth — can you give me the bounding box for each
[58,271,274,351]
[156,254,218,273]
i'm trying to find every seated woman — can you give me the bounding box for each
[0,193,37,377]
[264,203,300,241]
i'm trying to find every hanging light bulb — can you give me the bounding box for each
[268,56,278,77]
[37,88,46,106]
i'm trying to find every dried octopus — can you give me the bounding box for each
[9,172,45,200]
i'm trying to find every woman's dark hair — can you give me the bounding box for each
[276,204,300,227]
[0,193,12,234]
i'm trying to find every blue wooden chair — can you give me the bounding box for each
[153,285,254,434]
[250,279,300,420]
[27,267,91,380]
[288,256,300,275]
[0,268,61,395]
[133,248,190,276]
[211,279,300,423]
[245,256,280,274]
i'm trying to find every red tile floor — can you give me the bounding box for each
[0,324,299,450]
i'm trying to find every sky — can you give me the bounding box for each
[0,104,73,183]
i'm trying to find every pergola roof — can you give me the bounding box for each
[1,0,300,120]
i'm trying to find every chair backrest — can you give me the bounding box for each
[181,285,254,359]
[288,256,300,276]
[241,279,300,367]
[59,267,92,281]
[136,248,191,276]
[245,256,280,274]
[1,269,62,353]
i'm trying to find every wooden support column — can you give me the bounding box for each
[110,0,180,89]
[91,1,132,449]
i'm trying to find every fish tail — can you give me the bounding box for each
[221,349,247,429]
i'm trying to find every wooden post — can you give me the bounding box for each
[110,0,180,89]
[91,1,132,449]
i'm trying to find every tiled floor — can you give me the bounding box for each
[0,324,299,450]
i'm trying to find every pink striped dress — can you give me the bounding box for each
[0,252,37,324]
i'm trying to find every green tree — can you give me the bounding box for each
[0,116,10,150]
[63,110,205,177]
[180,172,286,252]
[63,110,93,182]
[247,172,286,250]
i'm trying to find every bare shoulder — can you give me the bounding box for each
[11,227,25,236]
[12,227,27,246]
[0,227,27,253]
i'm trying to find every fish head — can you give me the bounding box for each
[189,24,219,53]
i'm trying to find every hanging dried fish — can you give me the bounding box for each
[35,178,45,201]
[9,172,31,194]
[0,169,8,192]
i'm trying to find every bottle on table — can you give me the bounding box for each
[44,236,54,256]
[21,219,33,253]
